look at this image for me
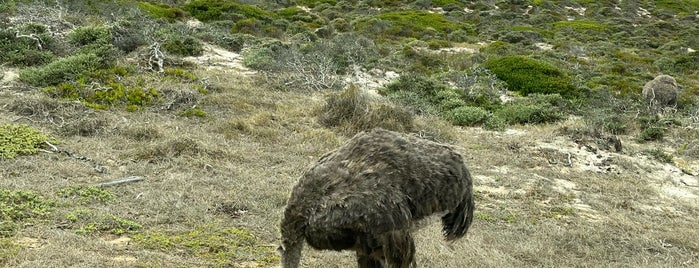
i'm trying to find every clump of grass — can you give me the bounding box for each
[64,209,141,235]
[132,224,279,266]
[0,124,55,160]
[56,185,113,204]
[483,56,578,98]
[318,84,414,135]
[0,238,20,265]
[0,190,56,237]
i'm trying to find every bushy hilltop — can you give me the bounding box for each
[1,0,697,135]
[0,0,698,266]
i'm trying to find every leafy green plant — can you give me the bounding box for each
[0,124,55,159]
[483,56,579,98]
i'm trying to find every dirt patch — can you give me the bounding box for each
[1,69,19,86]
[183,43,256,76]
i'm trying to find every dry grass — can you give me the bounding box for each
[2,65,699,268]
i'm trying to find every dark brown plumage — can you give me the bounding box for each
[280,128,475,268]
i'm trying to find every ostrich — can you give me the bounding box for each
[279,128,475,268]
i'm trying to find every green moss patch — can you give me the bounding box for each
[362,10,475,39]
[137,2,187,22]
[133,224,279,265]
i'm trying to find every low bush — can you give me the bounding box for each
[163,35,203,56]
[0,26,56,66]
[446,106,491,126]
[184,0,275,22]
[0,124,55,160]
[137,2,188,22]
[19,53,102,86]
[483,56,579,98]
[493,94,566,125]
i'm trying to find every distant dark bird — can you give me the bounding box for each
[279,128,475,268]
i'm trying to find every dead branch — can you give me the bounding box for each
[15,31,43,50]
[94,176,145,188]
[148,42,165,73]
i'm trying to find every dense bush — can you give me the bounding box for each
[19,53,102,87]
[446,106,491,126]
[493,94,567,125]
[184,0,275,22]
[0,124,55,159]
[163,35,203,56]
[356,10,475,39]
[483,56,579,98]
[137,2,188,22]
[0,25,56,66]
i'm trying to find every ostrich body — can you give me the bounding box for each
[280,128,475,268]
[642,74,679,108]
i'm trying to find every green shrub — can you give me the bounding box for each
[493,94,566,125]
[358,10,475,39]
[163,35,203,56]
[446,106,491,126]
[43,80,159,109]
[137,2,187,22]
[483,56,578,98]
[0,26,56,66]
[19,53,102,86]
[68,26,111,46]
[638,126,665,142]
[0,124,55,159]
[184,0,275,22]
[483,116,507,131]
